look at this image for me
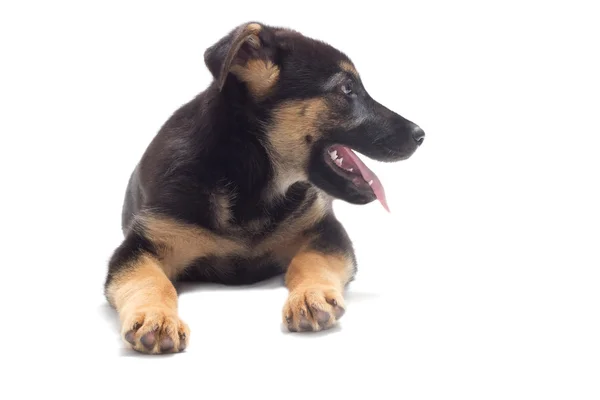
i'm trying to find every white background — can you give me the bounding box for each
[1,1,599,399]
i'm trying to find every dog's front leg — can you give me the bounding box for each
[282,216,356,332]
[105,233,189,354]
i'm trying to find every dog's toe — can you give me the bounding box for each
[282,285,345,332]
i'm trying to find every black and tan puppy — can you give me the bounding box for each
[104,22,425,354]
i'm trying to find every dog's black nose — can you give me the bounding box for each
[412,126,425,145]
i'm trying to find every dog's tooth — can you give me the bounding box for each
[368,180,374,186]
[348,168,353,172]
[335,158,343,167]
[329,150,338,160]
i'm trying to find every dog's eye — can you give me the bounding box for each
[341,83,353,96]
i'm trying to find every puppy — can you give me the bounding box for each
[104,22,425,354]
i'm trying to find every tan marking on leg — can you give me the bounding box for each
[340,60,359,77]
[139,214,245,279]
[254,191,330,260]
[282,250,352,332]
[285,251,352,291]
[106,255,190,354]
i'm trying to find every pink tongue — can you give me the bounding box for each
[336,146,390,212]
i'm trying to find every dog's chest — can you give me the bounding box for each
[179,185,330,285]
[228,183,329,257]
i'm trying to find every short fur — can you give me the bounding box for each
[105,22,424,354]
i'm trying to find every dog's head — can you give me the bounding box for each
[204,22,425,210]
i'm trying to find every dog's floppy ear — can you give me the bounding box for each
[204,22,279,95]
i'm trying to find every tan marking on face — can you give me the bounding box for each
[139,214,246,279]
[339,60,359,77]
[266,98,329,194]
[230,59,280,99]
[106,255,190,354]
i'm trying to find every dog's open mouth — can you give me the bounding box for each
[325,145,389,212]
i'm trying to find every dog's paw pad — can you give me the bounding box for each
[179,332,187,351]
[124,330,136,345]
[140,330,157,350]
[121,307,189,354]
[160,336,174,352]
[315,309,330,325]
[282,286,345,332]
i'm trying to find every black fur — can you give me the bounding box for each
[105,229,157,292]
[123,85,274,232]
[307,214,358,277]
[106,21,424,290]
[179,255,284,286]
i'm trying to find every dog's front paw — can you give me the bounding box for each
[121,307,190,354]
[282,285,346,332]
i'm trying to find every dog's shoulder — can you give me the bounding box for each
[127,87,274,229]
